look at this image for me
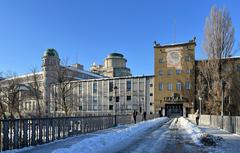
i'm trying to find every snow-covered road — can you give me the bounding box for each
[5,117,240,153]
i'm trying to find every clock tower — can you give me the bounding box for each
[154,38,196,117]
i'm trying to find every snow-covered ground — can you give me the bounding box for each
[52,117,169,153]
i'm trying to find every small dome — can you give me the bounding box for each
[108,53,124,58]
[43,48,59,58]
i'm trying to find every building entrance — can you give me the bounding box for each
[165,104,183,117]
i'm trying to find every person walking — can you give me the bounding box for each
[133,110,137,124]
[195,109,200,125]
[143,111,147,121]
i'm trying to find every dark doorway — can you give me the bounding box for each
[165,104,183,117]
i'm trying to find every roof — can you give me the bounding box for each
[64,66,104,79]
[0,72,43,82]
[43,48,59,58]
[154,38,196,48]
[108,53,124,58]
[63,74,154,84]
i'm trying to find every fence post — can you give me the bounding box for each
[23,120,28,147]
[13,120,19,149]
[46,119,49,143]
[2,120,9,151]
[31,119,36,146]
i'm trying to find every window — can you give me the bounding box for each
[93,105,98,111]
[150,84,153,87]
[186,69,192,74]
[109,105,113,110]
[93,82,97,93]
[185,55,191,61]
[159,58,164,63]
[79,106,82,110]
[167,83,173,91]
[185,81,191,90]
[93,97,97,103]
[116,96,120,102]
[176,69,181,75]
[109,96,113,101]
[159,83,163,91]
[79,83,82,93]
[237,64,240,72]
[150,102,153,106]
[150,93,153,96]
[127,96,131,101]
[167,70,173,76]
[127,105,132,110]
[176,82,182,91]
[109,82,113,92]
[159,70,163,76]
[127,80,131,91]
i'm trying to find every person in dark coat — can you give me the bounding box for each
[195,109,200,125]
[133,110,137,124]
[143,111,147,121]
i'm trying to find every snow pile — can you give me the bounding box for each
[178,117,203,145]
[200,133,223,146]
[52,117,169,153]
[178,117,223,146]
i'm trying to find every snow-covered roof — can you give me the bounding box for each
[0,71,43,82]
[64,66,104,78]
[66,74,154,83]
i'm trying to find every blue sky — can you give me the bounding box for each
[0,0,239,76]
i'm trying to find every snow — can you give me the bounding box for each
[51,117,169,153]
[178,117,203,145]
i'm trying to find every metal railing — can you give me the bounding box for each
[188,114,240,135]
[0,114,159,151]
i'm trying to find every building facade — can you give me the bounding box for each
[154,39,196,117]
[50,76,154,116]
[90,53,132,77]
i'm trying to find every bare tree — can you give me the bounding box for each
[200,6,235,115]
[26,67,43,117]
[53,59,78,116]
[0,72,24,119]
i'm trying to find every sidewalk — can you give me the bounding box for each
[188,118,240,153]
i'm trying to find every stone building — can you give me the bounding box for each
[1,38,240,118]
[0,48,103,118]
[90,53,132,77]
[50,75,154,116]
[154,39,196,117]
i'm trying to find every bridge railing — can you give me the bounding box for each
[0,114,159,151]
[188,114,240,135]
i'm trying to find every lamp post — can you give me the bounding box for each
[221,80,226,116]
[114,86,118,127]
[221,80,226,129]
[198,97,202,116]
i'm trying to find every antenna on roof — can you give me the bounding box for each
[76,52,79,64]
[173,18,176,43]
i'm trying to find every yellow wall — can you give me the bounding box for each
[154,41,196,113]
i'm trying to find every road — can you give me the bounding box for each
[117,118,213,153]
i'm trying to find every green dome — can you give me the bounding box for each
[43,48,59,58]
[108,53,124,58]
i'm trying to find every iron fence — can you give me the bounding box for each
[0,114,159,151]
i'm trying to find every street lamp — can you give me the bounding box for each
[221,80,226,116]
[198,97,202,116]
[221,80,226,129]
[114,86,118,127]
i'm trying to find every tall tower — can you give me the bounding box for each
[154,38,196,117]
[42,48,60,116]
